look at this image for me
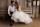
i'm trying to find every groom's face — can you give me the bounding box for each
[12,2,15,6]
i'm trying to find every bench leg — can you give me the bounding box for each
[3,16,5,22]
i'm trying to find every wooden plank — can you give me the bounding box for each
[0,0,7,9]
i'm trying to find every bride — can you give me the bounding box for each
[11,2,32,24]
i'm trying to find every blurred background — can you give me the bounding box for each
[0,0,40,27]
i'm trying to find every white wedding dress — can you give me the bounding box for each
[11,6,32,24]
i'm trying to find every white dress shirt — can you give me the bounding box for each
[8,5,16,16]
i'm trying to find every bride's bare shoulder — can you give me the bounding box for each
[18,5,22,11]
[19,5,21,8]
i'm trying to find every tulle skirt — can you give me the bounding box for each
[11,11,32,24]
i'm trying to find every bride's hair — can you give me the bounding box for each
[15,2,19,11]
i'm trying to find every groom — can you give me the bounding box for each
[8,1,16,26]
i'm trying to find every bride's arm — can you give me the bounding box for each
[18,5,22,11]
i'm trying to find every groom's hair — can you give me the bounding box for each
[11,1,14,4]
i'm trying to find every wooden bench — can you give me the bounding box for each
[0,8,7,21]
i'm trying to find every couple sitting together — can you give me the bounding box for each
[8,1,32,26]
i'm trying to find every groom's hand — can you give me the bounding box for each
[9,14,11,16]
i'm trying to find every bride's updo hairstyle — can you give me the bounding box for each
[15,2,19,11]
